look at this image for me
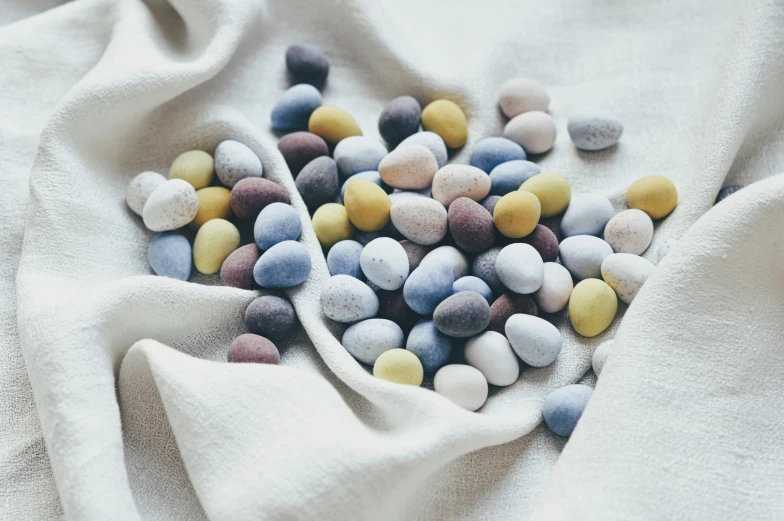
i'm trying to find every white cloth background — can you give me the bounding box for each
[2,0,784,520]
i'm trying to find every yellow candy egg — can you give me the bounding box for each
[568,279,618,337]
[312,203,354,248]
[343,179,392,232]
[421,99,468,149]
[373,349,424,386]
[169,150,214,190]
[626,175,678,219]
[519,172,571,218]
[193,219,240,275]
[308,106,362,145]
[493,190,541,238]
[190,187,232,230]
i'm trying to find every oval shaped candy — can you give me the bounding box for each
[503,111,556,154]
[253,240,312,288]
[270,84,323,131]
[495,243,544,294]
[448,197,496,253]
[626,175,678,219]
[308,106,362,145]
[464,331,519,386]
[452,276,493,304]
[344,179,392,232]
[560,194,614,238]
[228,334,280,365]
[521,224,559,263]
[432,164,491,206]
[220,244,260,289]
[567,108,623,151]
[254,202,301,250]
[533,262,573,313]
[148,231,191,281]
[421,99,468,149]
[378,95,421,144]
[559,235,613,280]
[359,237,409,291]
[373,349,424,386]
[470,137,526,173]
[343,318,404,365]
[295,156,339,211]
[421,245,469,280]
[327,240,364,279]
[333,136,387,178]
[569,279,617,337]
[397,131,448,168]
[312,203,354,248]
[403,262,454,315]
[230,177,290,219]
[433,292,491,338]
[193,219,240,275]
[499,78,549,118]
[505,314,562,367]
[320,274,379,323]
[542,384,593,436]
[245,295,296,341]
[487,293,537,334]
[286,43,329,87]
[603,209,654,254]
[434,364,488,411]
[278,132,329,177]
[191,187,232,230]
[471,247,504,295]
[169,150,214,190]
[378,145,438,190]
[601,253,655,304]
[520,172,571,218]
[489,160,541,196]
[493,190,541,238]
[215,140,263,188]
[406,319,452,373]
[390,197,448,246]
[143,179,199,232]
[127,171,166,216]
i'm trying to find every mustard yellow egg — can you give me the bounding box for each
[190,187,232,230]
[626,175,678,219]
[520,172,571,218]
[373,349,424,386]
[421,99,468,149]
[493,190,541,238]
[312,203,354,248]
[343,179,392,232]
[568,279,618,337]
[193,219,240,275]
[308,106,362,145]
[169,150,214,190]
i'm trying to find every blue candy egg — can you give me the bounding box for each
[253,240,312,288]
[406,318,452,373]
[148,231,191,281]
[327,240,364,279]
[452,276,493,304]
[489,160,541,196]
[254,202,302,250]
[542,384,593,437]
[271,84,322,130]
[403,262,454,315]
[333,136,388,178]
[470,137,526,173]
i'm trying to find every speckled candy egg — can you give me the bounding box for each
[433,292,491,338]
[327,240,364,279]
[603,209,654,254]
[277,132,329,177]
[521,224,559,263]
[432,164,491,206]
[472,247,504,295]
[312,203,354,248]
[569,279,618,337]
[308,106,362,145]
[448,197,496,253]
[560,194,614,238]
[495,243,544,294]
[378,145,438,190]
[343,319,404,365]
[421,99,468,149]
[359,237,409,291]
[489,160,541,196]
[403,262,454,315]
[533,262,573,313]
[434,364,488,411]
[626,175,678,219]
[228,334,280,365]
[453,276,493,304]
[520,172,571,218]
[464,331,519,386]
[286,43,329,87]
[344,179,392,232]
[397,131,448,168]
[567,109,623,151]
[421,246,469,279]
[493,190,541,238]
[295,156,339,211]
[487,293,537,334]
[169,150,214,190]
[559,235,614,280]
[230,177,290,219]
[270,84,323,131]
[320,274,379,323]
[148,231,191,281]
[253,240,311,288]
[215,140,263,188]
[542,384,593,437]
[127,171,166,216]
[505,314,562,367]
[378,96,421,144]
[592,339,615,376]
[333,136,388,178]
[220,244,260,289]
[390,197,447,246]
[407,319,452,373]
[499,78,550,118]
[245,295,296,341]
[373,349,424,386]
[601,253,655,304]
[503,111,556,154]
[142,179,199,232]
[193,219,240,275]
[254,202,301,250]
[470,137,526,173]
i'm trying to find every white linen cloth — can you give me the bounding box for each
[3,0,784,520]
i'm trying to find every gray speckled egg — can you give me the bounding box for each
[321,274,379,323]
[342,318,404,365]
[127,171,166,216]
[142,179,199,231]
[603,209,653,255]
[505,314,562,367]
[601,253,655,304]
[567,109,623,151]
[359,237,409,290]
[215,140,263,187]
[559,235,614,280]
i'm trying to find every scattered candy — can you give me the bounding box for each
[569,279,618,337]
[519,172,571,217]
[253,240,312,288]
[397,131,448,168]
[521,224,559,262]
[191,187,232,230]
[448,197,496,253]
[333,136,388,178]
[420,245,469,279]
[359,237,409,290]
[433,292,491,338]
[505,314,562,367]
[403,262,454,315]
[214,140,263,188]
[378,95,421,144]
[230,177,290,219]
[560,194,614,237]
[567,109,623,151]
[601,253,655,304]
[312,203,353,247]
[169,150,214,190]
[481,195,502,215]
[143,179,199,232]
[277,131,328,176]
[220,244,260,289]
[295,156,340,211]
[270,84,323,131]
[559,235,613,280]
[542,384,593,436]
[421,99,468,149]
[452,276,493,304]
[504,111,557,154]
[344,178,392,232]
[373,349,424,386]
[308,106,362,145]
[285,43,329,87]
[533,262,573,313]
[343,318,404,365]
[431,164,491,206]
[498,78,550,118]
[228,334,280,365]
[603,209,653,254]
[471,247,505,295]
[399,240,432,271]
[327,240,364,279]
[464,331,519,386]
[495,243,544,294]
[254,202,301,250]
[487,293,537,334]
[148,232,191,281]
[626,175,678,219]
[406,319,452,373]
[434,364,488,411]
[378,144,438,190]
[193,218,241,275]
[340,171,388,200]
[493,190,541,238]
[377,289,421,334]
[470,137,526,173]
[488,160,541,196]
[390,197,448,245]
[127,171,166,216]
[245,295,296,341]
[320,275,379,323]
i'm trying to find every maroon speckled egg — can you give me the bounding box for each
[220,244,260,289]
[448,197,496,254]
[228,334,280,364]
[487,293,538,334]
[376,288,421,334]
[522,224,559,262]
[230,178,290,219]
[278,132,329,177]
